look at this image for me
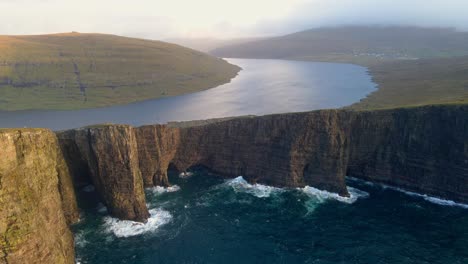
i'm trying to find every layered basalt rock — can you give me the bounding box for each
[59,105,467,210]
[135,125,180,187]
[346,105,468,203]
[0,129,77,264]
[168,111,350,196]
[0,105,466,263]
[135,111,350,196]
[57,125,149,222]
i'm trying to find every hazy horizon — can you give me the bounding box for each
[1,0,468,39]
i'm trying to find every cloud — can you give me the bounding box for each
[0,0,467,38]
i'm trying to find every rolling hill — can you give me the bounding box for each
[0,32,240,111]
[211,26,468,109]
[165,37,263,53]
[212,26,468,63]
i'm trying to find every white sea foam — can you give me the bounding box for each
[147,185,181,195]
[300,185,369,204]
[347,177,468,209]
[392,188,468,209]
[74,231,87,248]
[225,176,283,198]
[179,172,194,178]
[103,208,172,238]
[96,202,108,214]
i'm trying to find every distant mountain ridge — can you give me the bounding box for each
[165,37,264,53]
[212,26,468,63]
[211,26,468,109]
[0,32,240,111]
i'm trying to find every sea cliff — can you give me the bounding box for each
[0,129,78,264]
[0,105,466,263]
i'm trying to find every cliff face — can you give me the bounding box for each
[169,111,350,195]
[57,105,467,215]
[0,105,465,263]
[135,125,180,187]
[57,126,149,222]
[135,111,350,196]
[347,105,468,203]
[134,105,467,203]
[0,129,77,264]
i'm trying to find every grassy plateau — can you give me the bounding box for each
[0,32,240,111]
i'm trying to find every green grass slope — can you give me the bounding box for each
[350,56,468,109]
[211,26,468,109]
[0,32,240,111]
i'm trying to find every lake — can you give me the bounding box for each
[0,59,376,130]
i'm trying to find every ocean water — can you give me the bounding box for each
[0,59,376,130]
[73,169,468,264]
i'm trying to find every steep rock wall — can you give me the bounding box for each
[0,129,77,264]
[347,105,468,203]
[135,125,180,187]
[172,111,349,195]
[135,111,350,196]
[54,104,467,225]
[57,126,149,222]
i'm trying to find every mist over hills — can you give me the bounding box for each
[212,26,468,63]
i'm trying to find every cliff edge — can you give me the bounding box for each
[0,129,78,264]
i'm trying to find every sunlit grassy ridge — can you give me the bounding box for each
[0,32,240,111]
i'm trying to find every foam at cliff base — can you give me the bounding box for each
[347,177,468,209]
[179,172,194,178]
[225,176,284,198]
[300,186,369,204]
[103,208,172,238]
[147,185,181,195]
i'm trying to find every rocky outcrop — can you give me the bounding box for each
[169,111,350,195]
[136,111,350,195]
[135,125,180,187]
[0,105,465,263]
[58,105,467,209]
[0,129,77,264]
[57,125,149,222]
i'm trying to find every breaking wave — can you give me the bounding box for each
[74,231,88,248]
[96,202,108,214]
[347,177,468,209]
[103,208,173,238]
[300,185,369,204]
[225,176,283,198]
[179,172,194,178]
[147,185,181,195]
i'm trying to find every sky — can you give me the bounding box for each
[1,0,468,39]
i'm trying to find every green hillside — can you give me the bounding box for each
[212,26,468,62]
[0,32,240,111]
[351,56,468,109]
[211,26,468,109]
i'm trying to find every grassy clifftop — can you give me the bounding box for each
[350,56,468,110]
[0,32,240,111]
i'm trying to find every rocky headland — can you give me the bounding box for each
[0,104,466,263]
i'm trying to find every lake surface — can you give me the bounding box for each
[74,169,468,264]
[0,59,376,130]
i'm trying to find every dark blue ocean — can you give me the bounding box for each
[74,169,468,264]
